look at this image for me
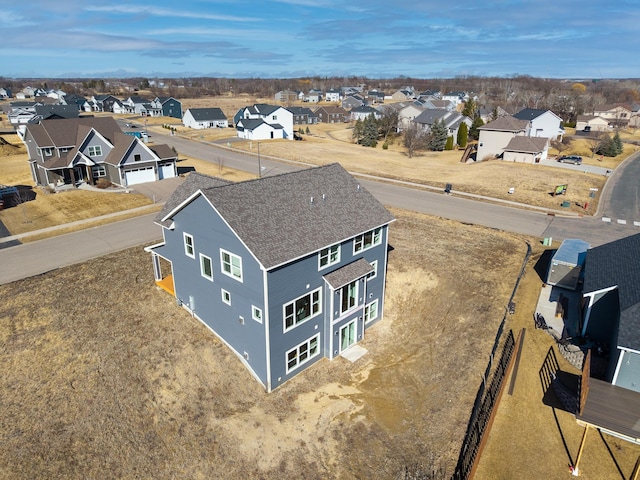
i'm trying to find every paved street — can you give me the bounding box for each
[1,133,639,285]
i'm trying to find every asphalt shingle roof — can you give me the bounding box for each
[186,107,226,121]
[162,163,394,270]
[478,116,529,132]
[582,233,640,350]
[323,258,374,289]
[504,136,548,153]
[513,108,547,121]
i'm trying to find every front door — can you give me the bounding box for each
[340,320,356,353]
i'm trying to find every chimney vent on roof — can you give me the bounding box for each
[322,193,326,201]
[357,184,361,192]
[310,195,314,205]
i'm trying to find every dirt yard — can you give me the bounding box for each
[0,209,528,479]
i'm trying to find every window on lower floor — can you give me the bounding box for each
[92,165,106,178]
[286,334,320,373]
[284,288,321,331]
[200,253,213,281]
[252,306,263,323]
[364,299,379,323]
[221,289,231,305]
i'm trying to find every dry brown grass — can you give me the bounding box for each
[228,122,606,215]
[0,209,528,479]
[475,245,640,479]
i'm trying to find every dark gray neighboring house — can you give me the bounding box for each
[146,164,395,391]
[287,106,318,125]
[581,233,640,393]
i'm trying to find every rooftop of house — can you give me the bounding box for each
[159,164,395,270]
[186,107,227,121]
[582,233,640,350]
[503,135,549,153]
[513,108,549,121]
[478,116,529,132]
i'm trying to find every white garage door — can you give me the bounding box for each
[124,166,155,185]
[159,162,176,180]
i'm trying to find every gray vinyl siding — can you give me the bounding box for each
[162,195,268,384]
[80,132,111,160]
[122,141,156,165]
[104,163,121,185]
[265,225,389,388]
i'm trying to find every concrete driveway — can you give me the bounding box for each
[538,156,610,175]
[129,176,183,204]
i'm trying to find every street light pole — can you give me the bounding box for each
[258,142,261,178]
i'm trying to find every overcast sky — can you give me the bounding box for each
[2,0,638,79]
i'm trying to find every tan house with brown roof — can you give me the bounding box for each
[503,136,549,163]
[476,116,530,161]
[576,115,611,132]
[592,104,632,127]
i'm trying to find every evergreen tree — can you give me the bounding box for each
[445,136,454,150]
[597,135,618,157]
[352,119,364,144]
[613,131,623,155]
[428,119,448,151]
[361,114,379,147]
[457,122,468,148]
[469,117,484,141]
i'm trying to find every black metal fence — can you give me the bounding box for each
[451,241,532,480]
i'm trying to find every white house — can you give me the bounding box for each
[236,118,285,140]
[236,104,294,140]
[183,108,228,129]
[513,108,564,140]
[324,88,342,102]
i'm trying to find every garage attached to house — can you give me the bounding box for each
[547,239,590,290]
[124,166,155,185]
[158,162,176,180]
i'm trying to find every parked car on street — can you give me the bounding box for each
[557,155,582,165]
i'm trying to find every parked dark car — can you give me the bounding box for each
[557,155,582,165]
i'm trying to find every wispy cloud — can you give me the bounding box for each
[85,5,261,22]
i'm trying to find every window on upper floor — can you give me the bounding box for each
[200,253,213,281]
[134,154,141,161]
[340,280,358,314]
[367,260,378,280]
[220,249,242,281]
[319,244,340,270]
[353,227,382,253]
[88,145,102,156]
[183,233,195,258]
[43,147,53,156]
[284,288,321,331]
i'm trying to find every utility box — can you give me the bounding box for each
[547,239,590,290]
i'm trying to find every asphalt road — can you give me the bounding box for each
[1,130,638,285]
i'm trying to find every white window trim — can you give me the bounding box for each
[200,253,213,281]
[286,334,320,373]
[88,145,102,156]
[364,299,379,324]
[221,289,231,305]
[283,287,322,332]
[353,227,383,254]
[92,165,106,177]
[220,248,243,282]
[339,280,359,315]
[318,244,341,270]
[183,233,195,258]
[368,260,378,279]
[252,305,263,323]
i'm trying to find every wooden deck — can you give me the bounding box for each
[155,274,175,296]
[576,377,640,444]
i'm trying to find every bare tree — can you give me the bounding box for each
[403,123,428,158]
[585,133,604,158]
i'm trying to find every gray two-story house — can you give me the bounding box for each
[146,164,395,391]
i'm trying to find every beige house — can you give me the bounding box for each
[592,104,632,127]
[476,116,529,161]
[503,136,549,163]
[576,115,611,132]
